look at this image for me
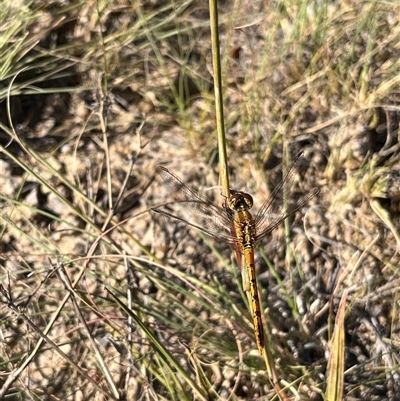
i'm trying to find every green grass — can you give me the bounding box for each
[1,0,399,400]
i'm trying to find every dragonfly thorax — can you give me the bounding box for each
[228,191,254,212]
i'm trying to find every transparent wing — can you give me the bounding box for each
[152,166,237,245]
[254,189,319,241]
[253,154,319,241]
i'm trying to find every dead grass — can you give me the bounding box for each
[0,0,399,400]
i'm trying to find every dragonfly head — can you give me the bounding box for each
[228,191,254,211]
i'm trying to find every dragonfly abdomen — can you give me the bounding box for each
[232,209,264,354]
[243,247,265,354]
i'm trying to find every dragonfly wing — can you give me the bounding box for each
[253,154,319,241]
[154,167,237,244]
[157,166,213,206]
[254,188,319,241]
[153,201,235,242]
[253,154,303,227]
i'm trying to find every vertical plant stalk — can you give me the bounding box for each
[208,0,230,197]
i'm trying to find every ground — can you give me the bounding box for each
[0,1,399,400]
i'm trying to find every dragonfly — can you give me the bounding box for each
[152,155,318,355]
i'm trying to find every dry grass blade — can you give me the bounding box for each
[326,290,348,401]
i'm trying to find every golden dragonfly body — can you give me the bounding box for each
[228,190,264,353]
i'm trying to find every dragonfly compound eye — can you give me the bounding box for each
[242,192,254,208]
[228,191,254,210]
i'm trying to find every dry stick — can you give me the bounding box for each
[95,1,113,212]
[97,74,114,212]
[123,253,136,396]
